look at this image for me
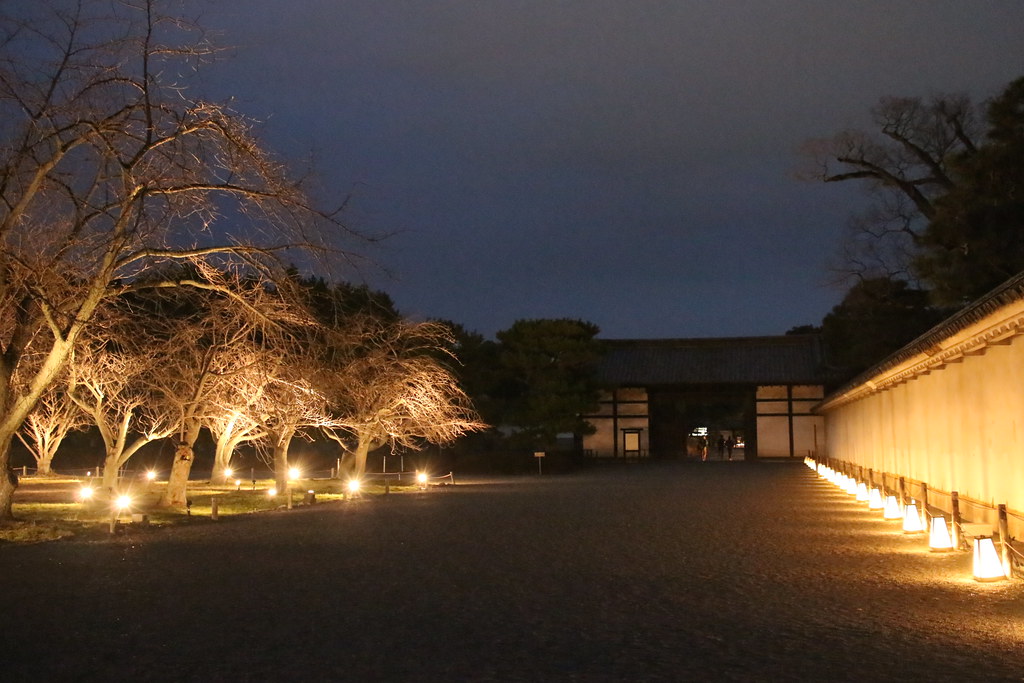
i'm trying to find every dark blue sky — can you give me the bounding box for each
[197,1,1024,339]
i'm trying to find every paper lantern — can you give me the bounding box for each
[929,516,954,552]
[973,536,1007,582]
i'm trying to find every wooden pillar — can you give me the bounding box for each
[951,491,962,550]
[998,504,1012,576]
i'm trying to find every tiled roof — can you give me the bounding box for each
[828,269,1024,397]
[597,335,829,387]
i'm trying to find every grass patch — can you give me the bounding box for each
[1,476,424,544]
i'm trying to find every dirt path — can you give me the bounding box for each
[2,462,1022,681]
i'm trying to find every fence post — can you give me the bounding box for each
[951,491,962,549]
[898,476,906,505]
[920,482,928,511]
[998,504,1012,576]
[211,498,219,521]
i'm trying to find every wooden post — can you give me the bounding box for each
[898,476,906,505]
[951,491,962,550]
[998,504,1012,577]
[920,482,928,512]
[287,487,293,510]
[211,498,219,521]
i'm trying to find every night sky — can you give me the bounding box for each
[197,1,1024,339]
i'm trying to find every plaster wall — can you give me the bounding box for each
[822,320,1024,515]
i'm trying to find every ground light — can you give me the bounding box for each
[929,516,954,552]
[844,476,858,495]
[288,467,300,481]
[268,487,277,497]
[416,472,428,490]
[902,501,925,534]
[116,494,132,510]
[78,485,94,501]
[867,488,884,510]
[347,479,362,495]
[883,495,902,520]
[146,470,157,482]
[855,482,869,502]
[973,535,1008,582]
[224,467,233,479]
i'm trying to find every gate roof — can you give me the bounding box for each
[597,335,829,387]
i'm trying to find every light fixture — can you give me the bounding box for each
[224,467,234,479]
[115,494,132,510]
[902,501,924,533]
[288,467,300,481]
[972,535,1007,582]
[855,482,869,502]
[146,470,157,481]
[347,479,362,494]
[844,476,858,495]
[268,487,277,497]
[867,488,884,510]
[929,516,954,552]
[883,495,902,520]
[78,486,94,501]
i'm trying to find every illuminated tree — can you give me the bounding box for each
[16,375,87,476]
[67,324,176,492]
[0,1,352,519]
[323,318,485,478]
[249,352,337,494]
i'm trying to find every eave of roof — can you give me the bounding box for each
[596,334,830,387]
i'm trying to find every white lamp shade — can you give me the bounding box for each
[883,495,902,520]
[902,501,925,533]
[973,536,1006,582]
[844,476,858,495]
[929,516,954,551]
[855,482,869,502]
[867,488,884,510]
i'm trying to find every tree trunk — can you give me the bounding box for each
[351,434,373,478]
[210,436,237,485]
[101,451,123,491]
[161,443,194,507]
[0,438,15,520]
[273,437,291,494]
[162,420,202,506]
[36,453,54,476]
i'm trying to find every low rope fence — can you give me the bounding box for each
[809,456,1023,580]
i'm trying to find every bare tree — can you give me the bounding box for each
[250,357,337,494]
[67,328,176,492]
[16,375,86,475]
[799,94,981,281]
[135,268,313,505]
[323,319,485,478]
[0,1,354,518]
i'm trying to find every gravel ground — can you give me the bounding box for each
[2,461,1022,682]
